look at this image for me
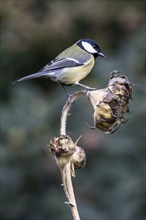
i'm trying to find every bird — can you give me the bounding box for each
[13,38,105,90]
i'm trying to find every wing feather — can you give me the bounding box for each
[40,58,83,72]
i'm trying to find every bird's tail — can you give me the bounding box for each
[12,71,51,84]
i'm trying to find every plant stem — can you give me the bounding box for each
[60,90,87,135]
[60,90,87,220]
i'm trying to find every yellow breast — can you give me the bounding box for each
[57,56,95,85]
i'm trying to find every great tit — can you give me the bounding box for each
[13,38,104,89]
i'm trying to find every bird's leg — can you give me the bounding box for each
[60,84,71,100]
[75,82,96,90]
[61,84,68,94]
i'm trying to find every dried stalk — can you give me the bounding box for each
[60,90,87,220]
[60,90,87,135]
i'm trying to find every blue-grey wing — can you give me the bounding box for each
[12,57,84,84]
[40,58,83,72]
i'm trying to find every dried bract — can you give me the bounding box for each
[72,146,86,169]
[71,146,86,177]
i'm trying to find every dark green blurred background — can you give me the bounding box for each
[1,1,146,220]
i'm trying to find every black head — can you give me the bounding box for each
[76,38,105,58]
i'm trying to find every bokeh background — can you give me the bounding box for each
[1,1,146,220]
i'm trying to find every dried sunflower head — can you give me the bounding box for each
[48,135,76,169]
[88,72,133,134]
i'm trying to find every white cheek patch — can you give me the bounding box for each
[82,41,97,53]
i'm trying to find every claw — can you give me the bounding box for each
[67,94,72,103]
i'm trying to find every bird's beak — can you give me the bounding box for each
[98,52,105,57]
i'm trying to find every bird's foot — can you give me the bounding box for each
[67,94,72,103]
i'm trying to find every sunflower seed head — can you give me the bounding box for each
[88,74,133,134]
